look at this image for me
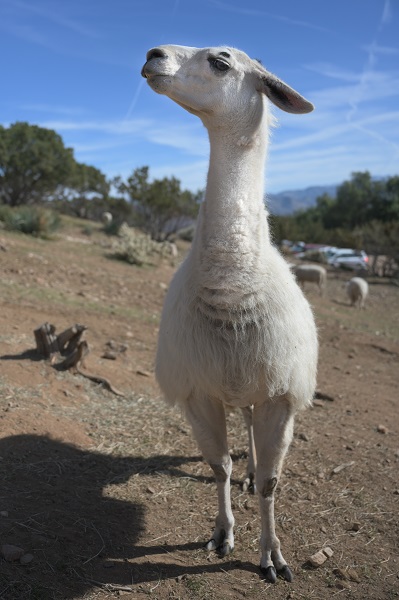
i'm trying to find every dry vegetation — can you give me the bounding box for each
[0,217,398,600]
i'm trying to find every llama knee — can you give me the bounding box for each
[260,476,278,497]
[209,457,232,482]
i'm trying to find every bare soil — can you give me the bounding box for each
[0,218,398,600]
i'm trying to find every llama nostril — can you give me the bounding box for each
[146,48,167,61]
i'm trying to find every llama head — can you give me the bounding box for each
[141,45,313,129]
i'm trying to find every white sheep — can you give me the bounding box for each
[142,45,318,583]
[293,264,327,295]
[101,211,113,225]
[346,276,368,309]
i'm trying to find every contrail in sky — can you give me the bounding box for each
[346,0,399,157]
[124,0,180,121]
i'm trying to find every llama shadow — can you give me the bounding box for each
[0,435,254,598]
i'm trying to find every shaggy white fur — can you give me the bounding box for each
[346,276,369,309]
[142,45,318,583]
[294,264,327,295]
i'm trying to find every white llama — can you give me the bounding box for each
[142,45,318,583]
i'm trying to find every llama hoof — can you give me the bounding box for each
[218,541,234,557]
[242,477,256,494]
[205,538,217,551]
[277,565,293,582]
[261,565,277,583]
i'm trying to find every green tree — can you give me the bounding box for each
[115,166,201,240]
[0,122,75,206]
[61,162,110,218]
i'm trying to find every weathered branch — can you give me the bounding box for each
[34,322,59,364]
[57,324,87,354]
[33,322,124,397]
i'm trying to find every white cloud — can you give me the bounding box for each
[20,104,86,116]
[40,119,151,134]
[304,63,361,82]
[207,0,331,33]
[4,0,102,39]
[362,43,399,56]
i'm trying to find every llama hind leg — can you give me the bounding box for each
[185,395,234,556]
[253,398,295,583]
[240,406,257,493]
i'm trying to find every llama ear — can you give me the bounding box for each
[260,72,314,114]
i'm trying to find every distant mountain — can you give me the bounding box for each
[266,184,338,216]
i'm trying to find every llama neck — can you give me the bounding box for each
[191,118,272,308]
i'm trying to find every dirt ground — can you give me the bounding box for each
[0,218,398,600]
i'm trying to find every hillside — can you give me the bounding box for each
[267,184,338,215]
[0,218,398,600]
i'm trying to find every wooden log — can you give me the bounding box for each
[58,340,90,371]
[57,324,87,353]
[33,321,123,396]
[34,323,59,363]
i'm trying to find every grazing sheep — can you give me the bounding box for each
[142,44,318,583]
[346,277,368,309]
[101,211,113,225]
[293,264,327,295]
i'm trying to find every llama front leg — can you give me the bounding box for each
[253,398,295,583]
[185,395,234,556]
[240,406,257,493]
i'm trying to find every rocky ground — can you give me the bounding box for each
[0,218,398,599]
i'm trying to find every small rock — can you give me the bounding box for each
[102,351,117,360]
[312,399,324,408]
[309,550,327,567]
[309,547,333,567]
[136,369,151,377]
[146,486,156,494]
[0,511,9,517]
[176,574,187,582]
[336,580,351,590]
[298,432,309,442]
[350,522,361,532]
[1,544,25,561]
[331,461,355,475]
[334,567,348,580]
[20,553,34,565]
[377,424,388,434]
[106,339,118,349]
[347,568,360,583]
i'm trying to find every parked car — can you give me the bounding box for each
[328,249,368,270]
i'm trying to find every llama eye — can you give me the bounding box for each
[208,58,230,72]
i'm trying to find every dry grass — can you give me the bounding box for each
[0,219,398,599]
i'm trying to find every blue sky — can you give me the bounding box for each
[1,0,398,194]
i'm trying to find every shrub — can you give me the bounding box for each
[103,219,122,236]
[177,224,196,242]
[112,223,172,266]
[0,206,61,237]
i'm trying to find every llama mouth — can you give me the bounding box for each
[141,64,167,80]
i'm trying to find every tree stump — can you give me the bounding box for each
[34,322,87,366]
[33,322,124,396]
